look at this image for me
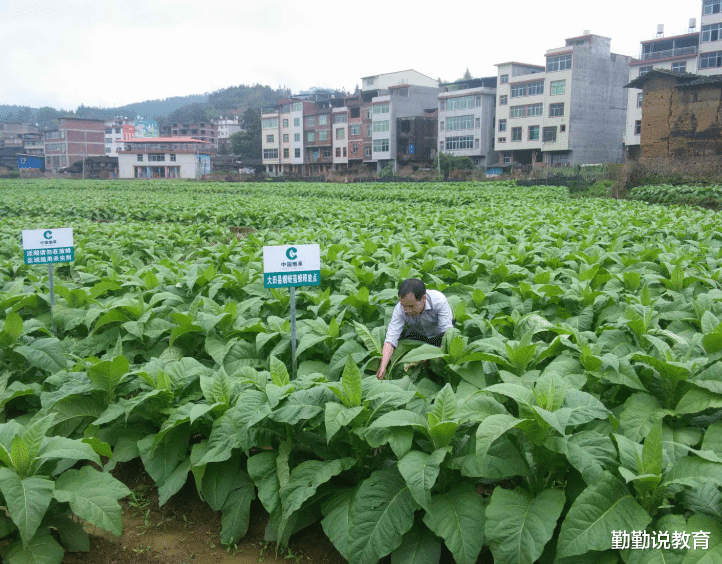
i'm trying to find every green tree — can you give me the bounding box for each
[434,152,474,178]
[231,107,261,159]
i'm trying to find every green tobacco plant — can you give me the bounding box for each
[0,415,130,564]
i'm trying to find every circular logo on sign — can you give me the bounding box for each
[286,247,298,260]
[43,230,53,240]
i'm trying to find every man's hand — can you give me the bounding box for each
[376,342,395,381]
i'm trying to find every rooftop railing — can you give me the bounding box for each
[640,45,697,61]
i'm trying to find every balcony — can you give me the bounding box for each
[640,46,697,61]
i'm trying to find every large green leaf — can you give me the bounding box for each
[347,468,419,564]
[392,524,442,564]
[619,393,666,442]
[557,472,652,559]
[220,473,256,545]
[485,487,565,564]
[397,449,448,512]
[342,357,363,408]
[1,531,64,564]
[476,413,522,458]
[422,483,486,564]
[138,426,189,487]
[86,356,128,398]
[0,468,54,545]
[52,466,130,537]
[325,403,364,442]
[321,488,356,561]
[14,338,66,374]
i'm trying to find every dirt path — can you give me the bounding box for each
[61,460,347,564]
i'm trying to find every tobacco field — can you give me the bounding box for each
[1,178,722,564]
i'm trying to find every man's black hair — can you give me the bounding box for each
[398,278,426,300]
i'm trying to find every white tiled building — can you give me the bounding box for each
[495,34,632,167]
[438,77,497,168]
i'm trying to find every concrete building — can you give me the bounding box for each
[261,71,440,175]
[169,121,217,149]
[0,123,40,149]
[44,118,105,173]
[117,137,212,179]
[438,77,498,168]
[216,117,243,152]
[495,34,633,167]
[699,0,722,74]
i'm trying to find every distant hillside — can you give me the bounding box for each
[0,84,292,128]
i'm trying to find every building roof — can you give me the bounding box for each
[625,68,701,88]
[125,137,210,143]
[495,61,545,69]
[640,31,698,44]
[360,69,436,81]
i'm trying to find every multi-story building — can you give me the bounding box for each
[43,118,105,173]
[261,71,440,175]
[438,77,498,168]
[216,117,243,152]
[104,117,131,156]
[0,123,40,149]
[625,2,722,158]
[22,133,44,156]
[623,25,699,158]
[117,137,212,179]
[495,34,632,167]
[169,121,217,149]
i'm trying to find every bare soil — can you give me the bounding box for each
[61,459,348,564]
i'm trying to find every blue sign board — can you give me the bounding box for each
[409,143,415,155]
[18,155,44,169]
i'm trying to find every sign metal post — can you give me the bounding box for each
[21,228,75,336]
[263,244,321,379]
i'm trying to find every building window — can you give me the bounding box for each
[318,115,328,126]
[295,148,301,158]
[292,102,303,112]
[503,155,511,164]
[294,118,300,127]
[343,147,347,157]
[475,138,480,149]
[527,81,544,96]
[446,115,474,130]
[350,107,361,118]
[333,114,347,123]
[672,61,687,73]
[294,133,300,142]
[500,74,509,84]
[283,148,289,158]
[373,120,390,133]
[352,143,358,153]
[282,119,289,128]
[365,146,372,157]
[498,119,507,132]
[319,131,328,141]
[548,103,565,117]
[305,116,315,126]
[170,154,176,162]
[137,154,143,161]
[510,105,526,118]
[560,124,566,132]
[475,117,481,128]
[446,96,475,110]
[266,135,274,143]
[445,135,474,150]
[550,80,566,95]
[637,93,643,107]
[547,54,572,72]
[367,125,373,136]
[373,104,390,114]
[307,132,315,142]
[511,84,526,98]
[542,126,557,142]
[703,23,722,43]
[499,95,508,106]
[336,147,341,157]
[498,137,506,143]
[700,50,722,69]
[283,134,289,142]
[476,96,482,107]
[336,128,346,139]
[440,121,444,131]
[373,138,390,152]
[639,65,653,76]
[312,149,320,160]
[528,125,540,140]
[262,118,278,128]
[704,0,722,14]
[634,120,642,135]
[350,124,361,136]
[263,149,279,159]
[511,127,522,142]
[527,103,543,117]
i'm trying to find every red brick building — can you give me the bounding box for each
[44,118,105,173]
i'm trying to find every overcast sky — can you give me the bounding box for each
[0,0,703,111]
